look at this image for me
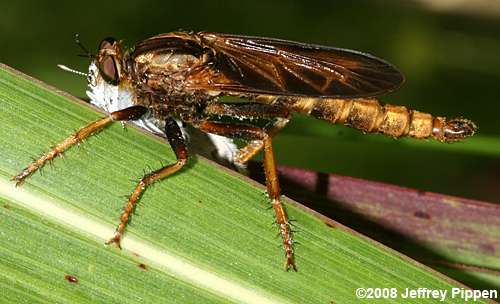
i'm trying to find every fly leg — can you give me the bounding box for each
[197,121,296,271]
[106,118,188,248]
[234,118,289,166]
[202,102,290,166]
[12,106,147,185]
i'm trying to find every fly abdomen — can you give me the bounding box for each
[290,97,476,142]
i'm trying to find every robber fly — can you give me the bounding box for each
[13,32,477,271]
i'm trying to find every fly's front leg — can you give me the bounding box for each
[198,121,296,271]
[12,106,147,185]
[106,118,188,248]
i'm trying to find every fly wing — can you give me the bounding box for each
[186,32,404,98]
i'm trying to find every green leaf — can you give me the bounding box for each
[0,63,491,303]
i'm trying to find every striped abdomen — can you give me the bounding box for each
[289,98,476,142]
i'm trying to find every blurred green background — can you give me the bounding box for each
[1,0,499,203]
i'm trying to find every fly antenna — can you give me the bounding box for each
[57,64,88,77]
[75,33,94,59]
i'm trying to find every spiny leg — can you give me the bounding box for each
[262,136,296,271]
[202,102,290,166]
[106,118,188,248]
[12,106,147,186]
[198,121,296,271]
[234,118,289,166]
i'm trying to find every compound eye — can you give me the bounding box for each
[100,56,118,84]
[98,37,119,84]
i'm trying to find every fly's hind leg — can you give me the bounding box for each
[106,117,188,248]
[234,118,289,166]
[202,102,290,166]
[12,106,147,185]
[197,121,296,271]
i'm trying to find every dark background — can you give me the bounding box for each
[2,0,499,202]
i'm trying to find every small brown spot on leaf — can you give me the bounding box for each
[325,222,336,229]
[3,203,11,209]
[413,211,431,220]
[138,263,147,270]
[64,275,78,284]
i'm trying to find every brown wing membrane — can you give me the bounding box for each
[186,32,404,98]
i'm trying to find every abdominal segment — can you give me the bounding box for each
[288,97,476,142]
